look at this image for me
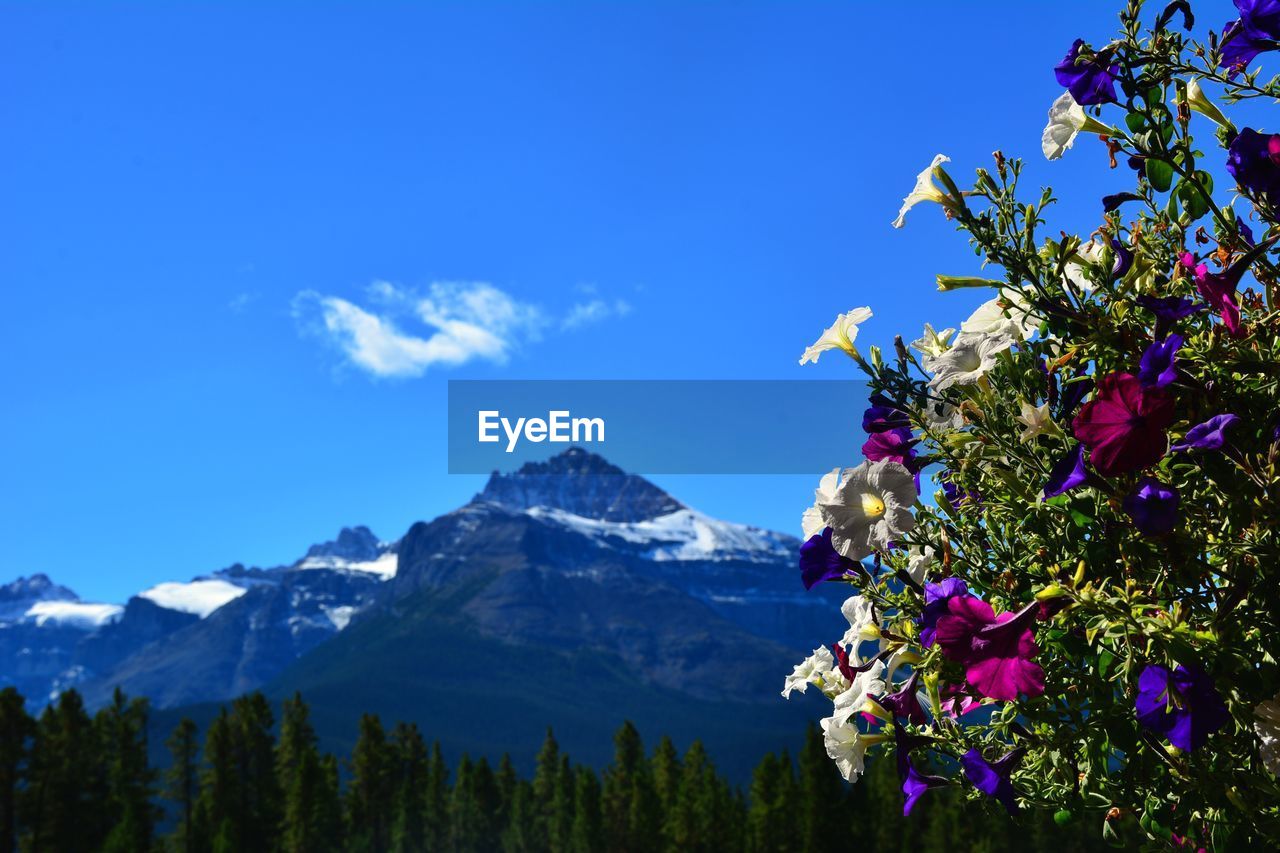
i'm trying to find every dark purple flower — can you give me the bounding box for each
[960,748,1024,816]
[1137,295,1206,340]
[1239,217,1257,246]
[1054,39,1119,105]
[1122,478,1180,535]
[919,578,969,648]
[799,528,857,590]
[862,427,918,467]
[1111,239,1134,279]
[878,670,928,725]
[1171,413,1241,453]
[893,722,945,816]
[1220,1,1280,77]
[1102,192,1143,212]
[939,472,979,509]
[1073,373,1175,477]
[935,599,1045,702]
[1057,375,1093,421]
[1227,128,1280,201]
[1137,333,1183,387]
[831,640,858,682]
[1135,664,1230,752]
[863,404,911,434]
[1043,443,1088,499]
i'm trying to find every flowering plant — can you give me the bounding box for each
[785,1,1280,847]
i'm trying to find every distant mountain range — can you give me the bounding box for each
[0,448,845,777]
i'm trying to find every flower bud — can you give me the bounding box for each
[1185,79,1234,130]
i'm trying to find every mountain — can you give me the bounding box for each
[3,449,845,777]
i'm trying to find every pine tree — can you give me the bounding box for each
[424,741,449,850]
[0,689,32,853]
[472,757,502,852]
[347,713,394,852]
[495,752,519,844]
[501,779,536,853]
[192,693,281,853]
[748,751,800,853]
[165,718,200,853]
[568,767,604,853]
[548,754,574,852]
[669,741,721,852]
[450,755,486,852]
[601,721,660,853]
[389,722,429,853]
[20,690,107,852]
[649,736,680,825]
[96,688,156,852]
[796,725,843,853]
[529,727,559,852]
[277,694,338,853]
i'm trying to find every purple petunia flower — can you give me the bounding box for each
[1227,128,1280,201]
[919,578,969,648]
[878,670,928,725]
[1136,295,1206,340]
[798,528,857,590]
[935,598,1045,702]
[1043,443,1088,499]
[1220,1,1280,78]
[863,404,911,434]
[1057,375,1093,421]
[939,472,980,509]
[960,748,1024,816]
[1135,663,1230,752]
[1137,333,1183,388]
[1054,39,1119,105]
[1073,373,1175,477]
[1122,478,1180,535]
[862,427,918,467]
[1110,239,1134,279]
[1171,413,1241,453]
[894,722,946,816]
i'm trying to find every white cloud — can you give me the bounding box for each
[293,281,545,379]
[561,298,632,330]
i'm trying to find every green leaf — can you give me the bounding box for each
[1125,112,1147,133]
[1147,159,1174,192]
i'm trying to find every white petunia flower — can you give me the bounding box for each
[819,461,917,560]
[1186,79,1232,129]
[892,154,954,229]
[838,595,878,650]
[832,660,887,726]
[1064,240,1108,293]
[926,331,1015,392]
[906,545,935,585]
[1255,694,1280,776]
[920,398,965,432]
[821,714,870,782]
[1041,92,1111,160]
[782,646,836,699]
[799,307,873,366]
[910,323,956,358]
[961,291,1038,341]
[802,468,845,539]
[1017,399,1059,443]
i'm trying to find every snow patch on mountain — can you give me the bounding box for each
[294,551,398,579]
[139,579,248,618]
[24,601,124,630]
[526,506,792,563]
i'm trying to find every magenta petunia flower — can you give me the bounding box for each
[934,597,1045,702]
[861,427,919,468]
[1072,373,1175,477]
[1182,252,1245,336]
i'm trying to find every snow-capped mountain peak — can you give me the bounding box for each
[138,579,249,618]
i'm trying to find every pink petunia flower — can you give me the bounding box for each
[934,597,1045,702]
[1072,373,1175,477]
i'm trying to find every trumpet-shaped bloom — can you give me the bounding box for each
[862,404,911,434]
[820,714,870,782]
[1220,2,1280,77]
[782,646,836,699]
[798,528,858,590]
[1072,373,1175,477]
[927,331,1016,392]
[919,578,969,648]
[831,660,887,726]
[901,763,948,816]
[1053,39,1119,105]
[961,748,1024,815]
[1043,443,1088,499]
[910,323,956,358]
[1254,693,1280,775]
[819,461,917,560]
[906,545,935,585]
[1183,251,1246,336]
[878,670,928,724]
[802,468,845,540]
[1042,92,1109,159]
[1017,400,1058,443]
[892,154,953,229]
[1228,127,1280,200]
[1171,413,1241,453]
[1135,663,1230,752]
[1137,296,1205,340]
[839,594,878,650]
[1122,478,1180,535]
[935,598,1045,701]
[961,292,1039,341]
[1137,334,1183,388]
[862,427,919,469]
[799,307,873,365]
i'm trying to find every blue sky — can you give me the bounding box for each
[0,1,1245,602]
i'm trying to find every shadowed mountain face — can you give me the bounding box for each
[4,449,847,775]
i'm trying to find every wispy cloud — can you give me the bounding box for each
[294,280,634,378]
[228,292,260,313]
[293,282,545,378]
[561,298,632,330]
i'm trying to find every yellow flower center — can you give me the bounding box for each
[861,493,886,518]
